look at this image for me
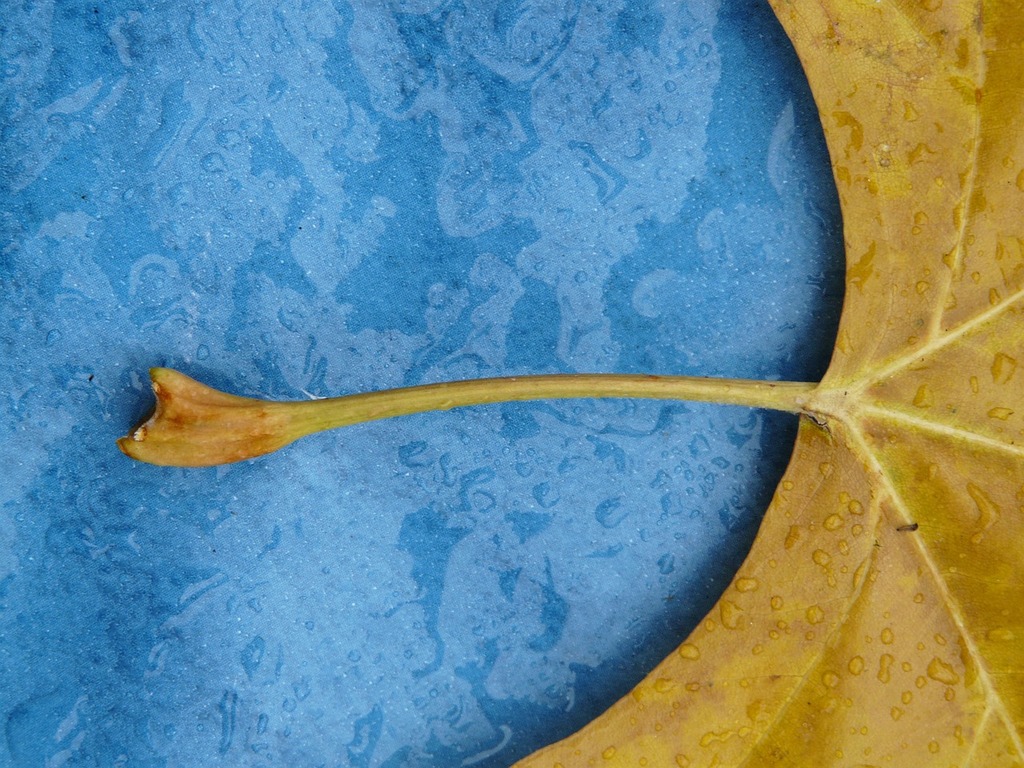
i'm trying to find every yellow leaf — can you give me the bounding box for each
[515,0,1024,765]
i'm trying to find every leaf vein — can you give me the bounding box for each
[859,404,1024,459]
[860,285,1024,392]
[929,91,984,342]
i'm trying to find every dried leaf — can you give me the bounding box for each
[516,1,1024,765]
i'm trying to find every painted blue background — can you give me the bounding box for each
[0,1,843,765]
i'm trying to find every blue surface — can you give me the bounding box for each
[0,1,843,765]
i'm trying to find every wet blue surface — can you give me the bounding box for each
[0,1,843,765]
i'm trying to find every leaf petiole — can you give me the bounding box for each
[118,367,817,467]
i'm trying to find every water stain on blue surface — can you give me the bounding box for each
[499,402,543,440]
[507,277,562,371]
[595,497,627,529]
[587,435,627,472]
[505,509,553,544]
[531,481,559,509]
[332,113,538,338]
[346,704,383,767]
[398,440,432,468]
[396,505,471,677]
[458,467,496,513]
[249,118,302,180]
[323,4,544,341]
[241,636,266,680]
[605,0,843,381]
[218,689,237,755]
[2,431,245,764]
[498,567,521,602]
[40,5,121,101]
[611,0,664,58]
[141,80,190,167]
[256,524,282,560]
[527,559,568,652]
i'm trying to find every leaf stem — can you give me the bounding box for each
[118,368,817,467]
[287,373,815,428]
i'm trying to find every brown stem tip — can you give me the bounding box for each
[117,368,300,467]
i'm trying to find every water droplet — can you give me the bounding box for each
[986,628,1016,642]
[602,746,617,760]
[877,653,894,683]
[770,596,784,610]
[848,656,864,675]
[928,740,940,754]
[823,514,844,531]
[966,483,1000,543]
[654,678,675,694]
[901,690,913,705]
[880,627,894,645]
[735,577,759,593]
[720,600,744,629]
[890,706,903,721]
[913,384,934,407]
[678,643,700,660]
[927,657,960,685]
[812,549,832,567]
[821,671,840,688]
[806,605,825,625]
